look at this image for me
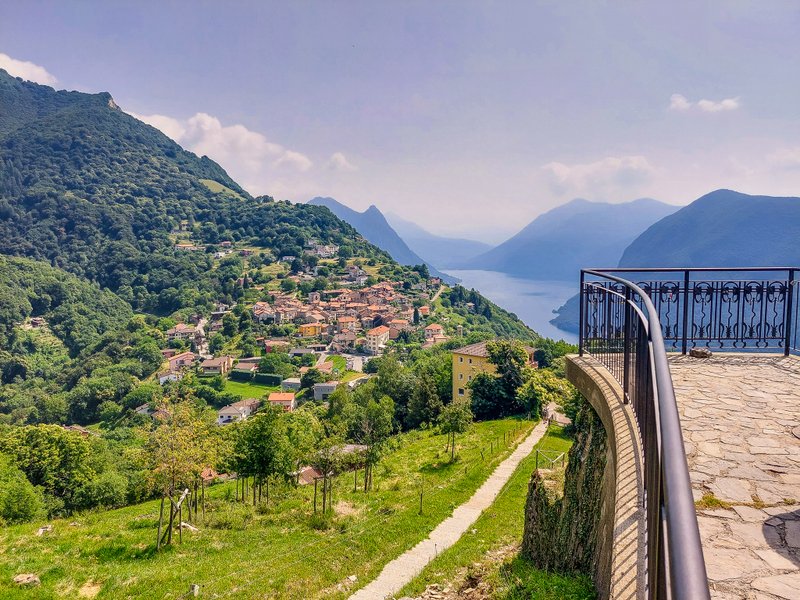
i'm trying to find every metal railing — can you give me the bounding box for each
[579,268,711,600]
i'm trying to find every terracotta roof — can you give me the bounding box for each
[367,325,390,335]
[268,392,295,402]
[425,323,444,330]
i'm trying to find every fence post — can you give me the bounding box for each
[623,287,632,404]
[579,270,586,356]
[785,269,795,356]
[682,269,690,355]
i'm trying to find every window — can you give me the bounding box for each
[459,373,463,380]
[468,358,472,364]
[459,356,463,363]
[468,375,472,381]
[458,388,465,396]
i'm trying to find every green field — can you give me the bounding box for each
[198,178,246,200]
[399,425,595,599]
[0,419,533,599]
[222,378,279,399]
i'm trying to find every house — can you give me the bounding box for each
[268,392,296,412]
[200,356,234,376]
[337,316,357,333]
[365,325,390,355]
[418,306,431,317]
[264,339,290,353]
[220,240,233,248]
[313,381,341,401]
[281,377,302,391]
[232,362,258,375]
[135,403,154,417]
[175,243,202,251]
[298,323,326,337]
[424,323,445,340]
[289,347,316,358]
[158,371,184,385]
[252,302,276,323]
[160,348,178,359]
[297,465,323,485]
[168,351,196,371]
[451,341,536,401]
[166,323,197,342]
[217,398,260,425]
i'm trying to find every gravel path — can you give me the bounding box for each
[348,421,548,600]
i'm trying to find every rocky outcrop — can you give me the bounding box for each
[521,399,607,579]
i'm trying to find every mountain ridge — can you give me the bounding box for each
[461,197,678,280]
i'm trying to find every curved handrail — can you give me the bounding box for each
[582,269,710,600]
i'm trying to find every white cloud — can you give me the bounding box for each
[541,155,656,198]
[127,110,314,194]
[0,52,57,86]
[697,97,740,112]
[668,93,740,112]
[669,93,692,111]
[326,152,357,171]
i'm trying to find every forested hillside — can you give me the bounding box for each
[0,69,385,314]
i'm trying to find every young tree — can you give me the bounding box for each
[233,405,292,504]
[346,395,394,491]
[147,399,216,548]
[438,402,473,461]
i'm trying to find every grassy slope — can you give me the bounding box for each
[222,378,280,399]
[399,426,595,599]
[0,419,533,599]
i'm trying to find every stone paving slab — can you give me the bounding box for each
[669,354,800,599]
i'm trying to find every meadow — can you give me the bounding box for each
[0,419,532,599]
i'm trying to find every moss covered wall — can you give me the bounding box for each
[521,398,608,585]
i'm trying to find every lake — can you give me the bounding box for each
[443,269,578,343]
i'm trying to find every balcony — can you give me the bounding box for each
[569,268,800,600]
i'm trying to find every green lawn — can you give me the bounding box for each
[329,355,347,372]
[222,378,279,399]
[0,419,534,599]
[398,425,596,600]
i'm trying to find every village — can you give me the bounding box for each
[142,238,458,426]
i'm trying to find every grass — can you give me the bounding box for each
[0,419,534,599]
[398,425,595,600]
[222,378,280,399]
[329,355,347,372]
[199,178,245,200]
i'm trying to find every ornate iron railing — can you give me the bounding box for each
[582,267,798,355]
[579,268,712,600]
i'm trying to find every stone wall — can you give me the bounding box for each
[521,399,607,577]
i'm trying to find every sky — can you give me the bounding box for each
[3,1,800,243]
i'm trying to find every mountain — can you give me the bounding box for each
[463,198,678,280]
[307,197,457,282]
[385,212,491,269]
[618,189,800,268]
[550,189,800,332]
[0,69,384,313]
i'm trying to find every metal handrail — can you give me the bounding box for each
[580,269,710,600]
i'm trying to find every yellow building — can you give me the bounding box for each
[298,323,325,337]
[451,340,537,401]
[451,341,497,402]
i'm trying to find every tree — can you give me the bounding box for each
[0,454,44,524]
[468,372,504,420]
[222,312,239,337]
[233,405,292,504]
[346,395,394,491]
[533,339,578,369]
[280,278,297,293]
[516,369,575,419]
[487,340,531,405]
[301,368,326,390]
[147,399,216,548]
[438,402,473,461]
[406,375,443,429]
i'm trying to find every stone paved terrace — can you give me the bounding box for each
[669,354,800,599]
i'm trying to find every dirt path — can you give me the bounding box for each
[348,421,548,600]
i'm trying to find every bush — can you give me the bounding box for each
[254,373,282,386]
[77,471,129,510]
[0,457,45,524]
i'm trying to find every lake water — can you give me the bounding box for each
[443,270,578,343]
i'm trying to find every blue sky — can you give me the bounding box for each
[2,1,800,242]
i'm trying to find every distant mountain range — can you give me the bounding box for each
[550,189,800,332]
[307,197,457,283]
[460,198,677,280]
[385,212,491,269]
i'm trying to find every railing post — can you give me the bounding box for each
[579,270,585,356]
[623,287,631,404]
[681,269,690,355]
[785,268,795,356]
